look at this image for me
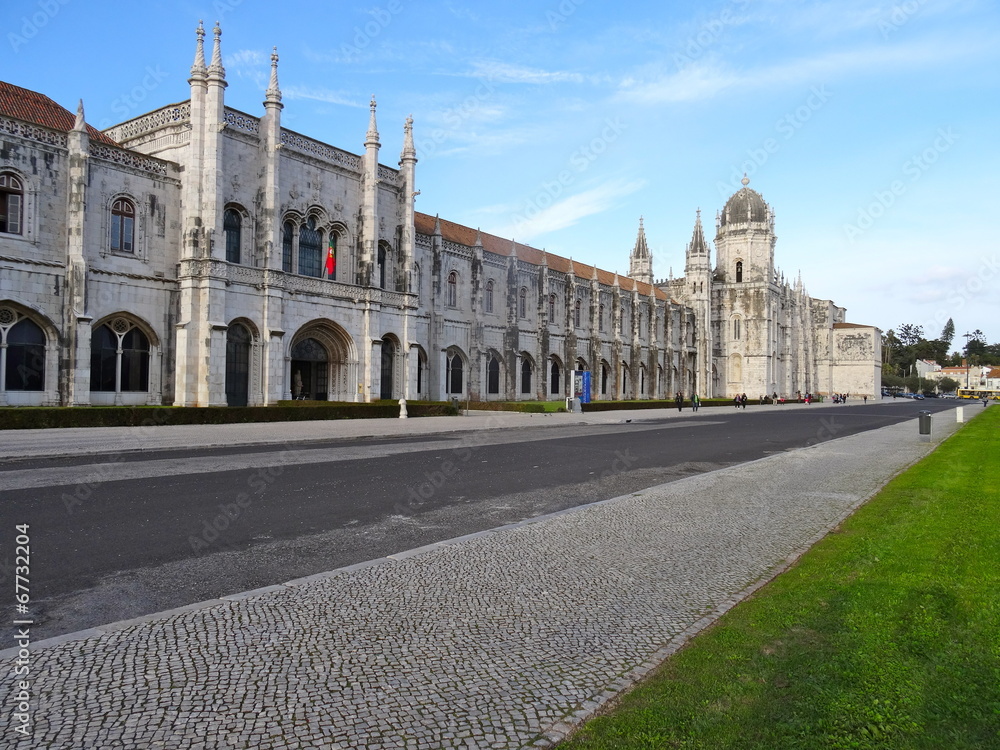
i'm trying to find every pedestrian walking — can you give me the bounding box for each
[741,392,747,409]
[675,391,683,412]
[692,394,700,411]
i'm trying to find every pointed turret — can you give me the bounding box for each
[509,238,517,258]
[687,209,708,255]
[189,20,207,81]
[72,99,85,132]
[207,21,226,82]
[433,213,442,236]
[365,95,380,147]
[473,228,484,248]
[264,47,282,106]
[629,216,653,285]
[401,114,416,162]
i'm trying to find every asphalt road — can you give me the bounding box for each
[0,400,956,639]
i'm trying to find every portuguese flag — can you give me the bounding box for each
[325,237,336,278]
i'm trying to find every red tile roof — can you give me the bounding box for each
[415,212,669,301]
[0,81,119,146]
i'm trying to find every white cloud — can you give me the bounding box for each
[492,179,646,240]
[618,34,996,104]
[283,86,363,108]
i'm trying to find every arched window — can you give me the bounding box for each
[2,315,45,391]
[736,260,743,283]
[90,319,150,393]
[111,198,135,254]
[601,362,609,395]
[327,234,337,280]
[416,349,427,396]
[377,243,387,288]
[485,280,494,314]
[599,304,605,332]
[620,305,626,335]
[518,288,527,319]
[733,317,742,341]
[446,349,463,394]
[282,221,294,273]
[574,299,581,328]
[0,173,24,235]
[486,351,500,395]
[550,358,560,395]
[520,357,531,394]
[225,323,252,407]
[446,272,458,307]
[224,208,241,263]
[622,363,629,395]
[298,218,322,277]
[548,294,556,321]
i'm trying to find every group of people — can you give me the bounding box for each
[733,393,748,409]
[831,393,850,404]
[674,392,702,412]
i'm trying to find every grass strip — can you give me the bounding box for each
[560,407,1000,750]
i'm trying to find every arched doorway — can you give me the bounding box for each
[291,338,329,400]
[225,323,251,406]
[380,336,396,400]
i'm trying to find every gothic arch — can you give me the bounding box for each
[89,312,161,405]
[444,345,467,397]
[288,319,358,401]
[0,301,58,405]
[379,332,403,400]
[548,353,563,396]
[226,317,262,406]
[485,348,504,399]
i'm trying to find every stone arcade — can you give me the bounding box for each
[0,23,879,408]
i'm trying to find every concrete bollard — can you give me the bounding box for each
[956,406,964,423]
[398,398,408,419]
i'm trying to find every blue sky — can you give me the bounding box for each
[6,0,998,347]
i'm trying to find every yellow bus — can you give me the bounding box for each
[957,387,1000,400]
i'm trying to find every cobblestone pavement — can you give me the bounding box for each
[1,409,956,749]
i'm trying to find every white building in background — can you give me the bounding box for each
[0,22,879,408]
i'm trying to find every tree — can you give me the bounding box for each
[896,323,924,347]
[965,330,987,358]
[937,376,960,394]
[940,318,955,346]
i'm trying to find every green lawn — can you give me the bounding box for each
[560,406,1000,750]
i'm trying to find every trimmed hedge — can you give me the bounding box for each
[462,401,562,413]
[0,401,457,430]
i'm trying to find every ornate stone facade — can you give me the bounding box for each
[654,178,881,399]
[0,23,876,408]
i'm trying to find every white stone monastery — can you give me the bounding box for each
[0,23,880,408]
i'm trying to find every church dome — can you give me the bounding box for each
[720,176,768,227]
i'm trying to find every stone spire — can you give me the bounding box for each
[632,216,650,258]
[687,208,708,255]
[474,228,483,248]
[264,46,282,105]
[190,20,207,80]
[591,262,598,281]
[567,257,575,277]
[401,115,416,162]
[433,213,442,236]
[72,99,85,132]
[509,238,517,259]
[629,216,653,285]
[207,22,225,80]
[540,249,548,267]
[365,95,380,147]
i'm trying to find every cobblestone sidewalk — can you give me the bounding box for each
[1,414,952,749]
